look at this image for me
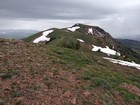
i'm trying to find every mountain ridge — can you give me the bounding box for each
[23,23,140,63]
[23,23,118,49]
[0,38,140,105]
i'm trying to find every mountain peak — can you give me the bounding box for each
[24,23,116,47]
[23,23,140,63]
[72,23,110,37]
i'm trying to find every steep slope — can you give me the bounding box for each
[23,23,140,63]
[23,23,120,55]
[23,24,117,49]
[73,23,118,48]
[0,38,140,105]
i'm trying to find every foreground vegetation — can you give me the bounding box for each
[0,39,140,105]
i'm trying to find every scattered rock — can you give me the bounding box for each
[0,54,4,58]
[83,91,91,97]
[68,75,75,82]
[95,99,102,105]
[49,72,54,77]
[71,98,76,105]
[15,97,24,104]
[76,80,81,84]
[62,91,71,98]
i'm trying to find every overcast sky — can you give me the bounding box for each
[0,0,140,39]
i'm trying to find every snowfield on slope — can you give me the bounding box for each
[33,30,53,43]
[67,26,80,32]
[92,45,120,56]
[88,28,93,34]
[77,39,85,42]
[103,57,140,70]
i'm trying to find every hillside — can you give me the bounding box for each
[23,23,140,63]
[0,38,140,105]
[23,24,118,49]
[1,24,140,105]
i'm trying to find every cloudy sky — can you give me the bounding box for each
[0,0,140,39]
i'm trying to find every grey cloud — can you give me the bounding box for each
[0,0,140,40]
[0,0,117,20]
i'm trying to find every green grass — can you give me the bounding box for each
[48,29,93,43]
[50,47,94,68]
[46,46,140,98]
[0,69,20,80]
[0,73,12,80]
[46,46,140,105]
[22,31,43,42]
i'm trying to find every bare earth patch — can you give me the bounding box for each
[120,83,140,96]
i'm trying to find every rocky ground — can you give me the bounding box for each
[0,38,140,105]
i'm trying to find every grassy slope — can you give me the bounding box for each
[22,31,43,42]
[22,27,140,64]
[0,39,140,105]
[23,26,117,47]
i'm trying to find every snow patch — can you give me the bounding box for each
[103,57,140,70]
[92,45,120,56]
[33,30,53,43]
[77,39,85,43]
[67,26,80,32]
[88,28,93,34]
